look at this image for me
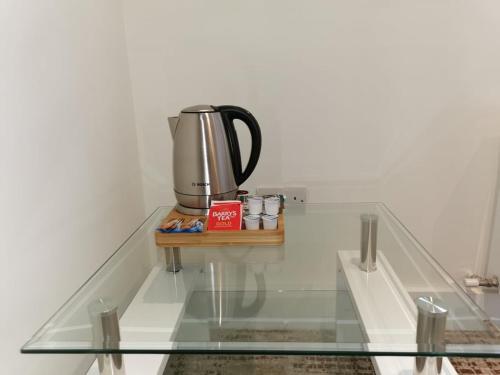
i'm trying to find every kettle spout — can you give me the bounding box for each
[168,116,179,138]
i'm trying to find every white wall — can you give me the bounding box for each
[2,2,500,373]
[123,0,500,282]
[0,1,144,374]
[487,161,500,276]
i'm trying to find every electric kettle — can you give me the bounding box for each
[168,105,262,215]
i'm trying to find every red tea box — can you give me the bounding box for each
[207,200,243,231]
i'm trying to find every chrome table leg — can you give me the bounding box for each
[360,214,378,272]
[165,247,182,272]
[415,296,448,375]
[88,299,125,375]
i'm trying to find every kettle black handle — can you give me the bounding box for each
[217,105,262,186]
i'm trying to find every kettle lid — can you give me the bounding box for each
[181,105,216,113]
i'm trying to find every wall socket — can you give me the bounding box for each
[284,186,307,204]
[256,186,307,204]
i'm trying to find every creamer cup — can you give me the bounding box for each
[262,214,278,230]
[264,196,280,215]
[244,214,261,230]
[248,196,263,215]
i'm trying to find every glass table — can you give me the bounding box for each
[21,204,500,374]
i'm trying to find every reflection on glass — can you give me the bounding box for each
[174,261,363,344]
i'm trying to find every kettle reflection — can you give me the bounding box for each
[207,262,266,326]
[172,262,267,342]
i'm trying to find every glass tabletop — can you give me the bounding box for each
[21,203,500,357]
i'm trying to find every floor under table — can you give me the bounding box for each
[163,355,500,375]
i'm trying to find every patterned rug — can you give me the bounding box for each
[449,357,500,374]
[165,354,500,375]
[164,322,500,374]
[164,355,375,375]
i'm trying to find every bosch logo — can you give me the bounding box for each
[192,182,210,187]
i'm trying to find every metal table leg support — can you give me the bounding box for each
[165,247,182,272]
[88,299,125,375]
[414,296,448,375]
[360,214,378,272]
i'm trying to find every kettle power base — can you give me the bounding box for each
[155,209,285,248]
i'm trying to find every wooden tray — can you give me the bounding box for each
[155,209,285,247]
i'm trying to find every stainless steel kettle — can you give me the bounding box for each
[168,105,262,215]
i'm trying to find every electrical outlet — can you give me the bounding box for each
[284,186,307,204]
[256,186,307,204]
[256,186,284,196]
